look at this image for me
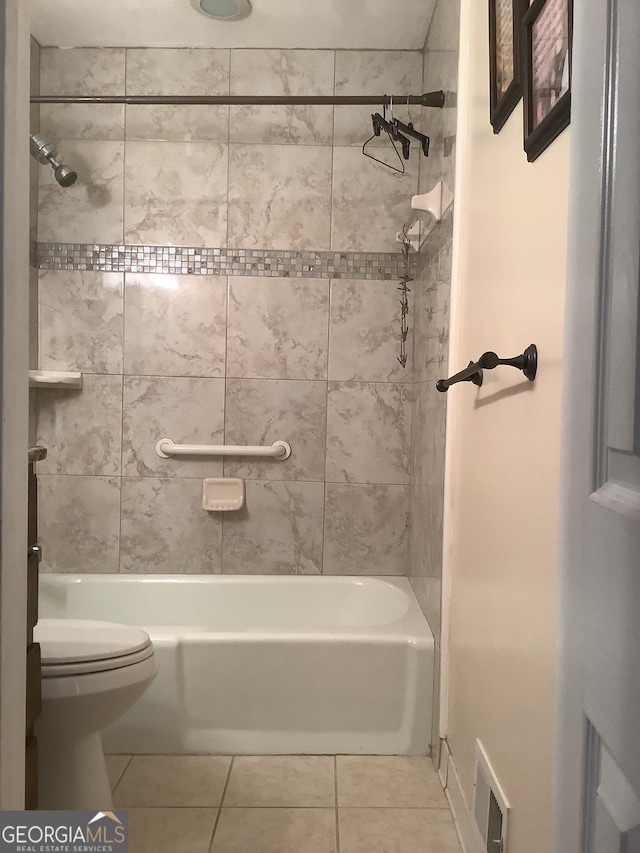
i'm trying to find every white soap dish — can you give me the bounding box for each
[202,478,245,511]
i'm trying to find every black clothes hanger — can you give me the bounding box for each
[362,107,407,173]
[361,97,431,171]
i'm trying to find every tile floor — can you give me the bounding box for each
[106,754,462,853]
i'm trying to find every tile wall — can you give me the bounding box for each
[35,46,427,576]
[408,0,460,747]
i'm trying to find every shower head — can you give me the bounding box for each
[29,134,78,187]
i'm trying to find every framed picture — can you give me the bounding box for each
[489,0,526,133]
[523,0,573,161]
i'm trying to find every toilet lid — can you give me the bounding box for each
[35,619,152,666]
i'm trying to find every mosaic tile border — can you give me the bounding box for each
[37,243,407,281]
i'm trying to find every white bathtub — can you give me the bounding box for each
[39,575,434,755]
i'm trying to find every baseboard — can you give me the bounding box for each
[438,739,486,853]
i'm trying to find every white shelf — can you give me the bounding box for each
[29,370,83,389]
[397,181,455,250]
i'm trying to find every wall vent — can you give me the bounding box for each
[473,740,510,853]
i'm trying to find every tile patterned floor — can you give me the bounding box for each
[107,754,462,853]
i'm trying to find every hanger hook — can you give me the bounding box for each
[407,95,414,126]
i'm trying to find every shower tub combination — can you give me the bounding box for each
[39,575,434,755]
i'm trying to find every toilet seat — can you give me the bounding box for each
[35,619,154,677]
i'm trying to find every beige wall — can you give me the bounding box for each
[446,3,569,851]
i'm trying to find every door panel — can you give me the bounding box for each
[585,728,640,853]
[582,0,640,801]
[554,0,640,849]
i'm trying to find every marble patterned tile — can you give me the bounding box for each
[408,484,431,575]
[212,808,336,853]
[339,809,460,853]
[410,574,442,641]
[126,103,229,142]
[40,104,125,142]
[411,276,436,384]
[223,379,327,481]
[40,48,126,96]
[334,50,424,147]
[228,144,332,250]
[124,273,226,378]
[120,478,222,574]
[122,375,225,479]
[418,55,443,193]
[37,374,123,476]
[38,475,121,573]
[416,404,446,510]
[326,382,411,484]
[38,140,124,244]
[331,147,419,253]
[229,49,334,145]
[410,381,433,488]
[227,277,329,380]
[126,48,230,142]
[420,44,459,195]
[323,483,408,575]
[124,141,228,247]
[221,480,324,575]
[425,0,461,51]
[38,270,123,374]
[329,279,412,382]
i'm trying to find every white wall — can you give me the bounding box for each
[445,2,570,850]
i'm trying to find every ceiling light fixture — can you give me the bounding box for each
[191,0,252,21]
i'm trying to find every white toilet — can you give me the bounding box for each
[34,618,158,810]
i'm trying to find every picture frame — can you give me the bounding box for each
[489,0,526,133]
[523,0,573,161]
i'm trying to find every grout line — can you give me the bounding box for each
[109,803,453,811]
[207,756,234,853]
[319,277,331,575]
[117,49,128,578]
[225,49,231,261]
[328,51,336,253]
[39,472,412,488]
[110,755,134,796]
[219,756,235,809]
[219,277,230,573]
[220,34,230,579]
[334,755,340,853]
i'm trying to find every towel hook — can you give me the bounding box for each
[436,344,538,392]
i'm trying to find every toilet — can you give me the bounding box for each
[34,618,158,810]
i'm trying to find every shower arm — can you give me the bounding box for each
[30,91,446,107]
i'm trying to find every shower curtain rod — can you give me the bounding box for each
[30,90,446,107]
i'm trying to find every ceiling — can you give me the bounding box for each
[30,0,436,50]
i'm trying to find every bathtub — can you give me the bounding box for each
[39,575,434,755]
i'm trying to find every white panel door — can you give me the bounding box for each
[554,0,640,850]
